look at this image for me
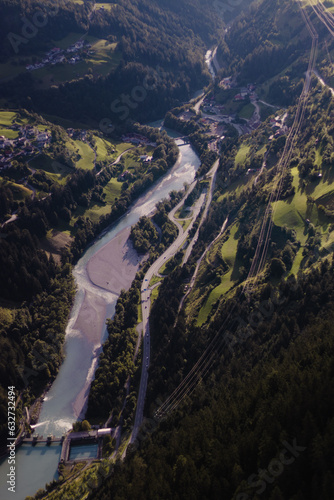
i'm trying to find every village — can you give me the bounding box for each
[0,124,51,170]
[25,39,93,72]
[178,79,287,153]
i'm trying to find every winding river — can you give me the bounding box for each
[0,46,217,500]
[0,140,201,500]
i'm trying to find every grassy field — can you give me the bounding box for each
[0,111,16,126]
[114,142,134,156]
[158,259,170,275]
[197,223,240,326]
[238,103,255,120]
[0,128,18,139]
[71,140,96,170]
[70,177,123,224]
[178,219,192,231]
[149,275,162,287]
[273,167,311,243]
[29,155,73,184]
[103,178,122,204]
[96,2,115,10]
[234,144,250,167]
[315,148,322,167]
[137,302,143,324]
[273,165,334,244]
[272,164,334,274]
[150,285,160,305]
[0,110,20,138]
[0,179,32,201]
[33,36,120,88]
[94,136,111,163]
[256,144,267,156]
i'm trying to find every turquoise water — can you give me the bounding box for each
[0,143,200,500]
[0,443,61,500]
[69,443,98,460]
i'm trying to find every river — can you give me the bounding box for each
[0,46,217,499]
[0,140,201,500]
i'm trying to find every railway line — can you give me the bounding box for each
[155,0,320,420]
[309,0,334,36]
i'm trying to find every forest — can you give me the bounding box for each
[0,0,222,126]
[0,117,179,452]
[3,0,334,497]
[92,258,334,499]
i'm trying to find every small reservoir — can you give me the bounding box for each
[69,442,99,460]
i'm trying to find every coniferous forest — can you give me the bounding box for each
[1,0,334,499]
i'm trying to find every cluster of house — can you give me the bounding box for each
[25,40,93,72]
[234,83,257,102]
[201,95,225,115]
[67,128,87,141]
[219,76,236,90]
[268,114,288,140]
[121,134,156,146]
[0,125,50,169]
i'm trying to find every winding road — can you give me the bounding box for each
[129,160,220,445]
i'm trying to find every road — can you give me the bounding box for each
[182,159,219,265]
[258,99,278,109]
[178,216,228,315]
[129,159,220,444]
[154,1,320,419]
[308,0,334,37]
[96,147,135,177]
[1,212,18,228]
[313,69,334,96]
[129,177,211,444]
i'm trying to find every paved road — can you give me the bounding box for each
[96,147,135,177]
[129,159,220,444]
[183,159,219,265]
[178,217,228,314]
[129,178,209,444]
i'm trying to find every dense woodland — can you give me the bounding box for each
[86,193,183,425]
[0,0,222,125]
[92,258,334,499]
[86,71,334,500]
[0,264,75,450]
[0,120,178,452]
[217,0,334,105]
[2,0,334,497]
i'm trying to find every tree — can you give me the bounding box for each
[269,258,286,278]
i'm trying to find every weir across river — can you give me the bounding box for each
[17,429,112,468]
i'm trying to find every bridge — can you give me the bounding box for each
[18,435,64,446]
[176,136,191,145]
[17,428,112,468]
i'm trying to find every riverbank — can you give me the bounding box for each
[74,227,147,347]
